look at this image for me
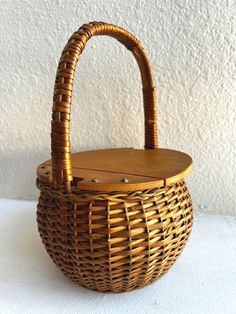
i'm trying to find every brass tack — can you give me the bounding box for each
[91,178,99,183]
[121,178,129,183]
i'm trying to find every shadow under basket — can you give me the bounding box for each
[36,21,194,293]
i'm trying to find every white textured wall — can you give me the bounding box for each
[0,0,235,215]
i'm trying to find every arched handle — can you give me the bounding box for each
[51,21,158,192]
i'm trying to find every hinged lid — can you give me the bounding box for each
[37,148,192,192]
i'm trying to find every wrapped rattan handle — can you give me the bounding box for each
[51,21,158,192]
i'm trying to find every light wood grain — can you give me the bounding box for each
[37,148,192,191]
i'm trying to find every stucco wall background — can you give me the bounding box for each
[0,0,235,215]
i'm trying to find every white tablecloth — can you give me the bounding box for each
[0,199,235,314]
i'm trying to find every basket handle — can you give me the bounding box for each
[51,21,158,192]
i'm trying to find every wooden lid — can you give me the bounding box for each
[37,148,192,191]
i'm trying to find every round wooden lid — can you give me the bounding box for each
[37,148,192,191]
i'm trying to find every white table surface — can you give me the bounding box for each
[0,199,235,314]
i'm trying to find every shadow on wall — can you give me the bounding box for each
[0,148,50,200]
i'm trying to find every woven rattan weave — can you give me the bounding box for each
[36,21,193,293]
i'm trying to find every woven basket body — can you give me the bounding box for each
[36,22,193,293]
[37,180,193,292]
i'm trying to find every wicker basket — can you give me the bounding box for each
[36,21,193,293]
